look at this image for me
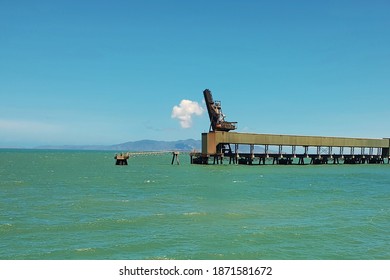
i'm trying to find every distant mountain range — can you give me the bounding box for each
[36,139,201,152]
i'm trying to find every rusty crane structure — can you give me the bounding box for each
[203,89,237,132]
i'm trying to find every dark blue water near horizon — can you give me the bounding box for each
[1,149,389,259]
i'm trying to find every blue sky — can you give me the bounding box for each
[1,0,389,147]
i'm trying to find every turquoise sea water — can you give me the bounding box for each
[1,149,389,260]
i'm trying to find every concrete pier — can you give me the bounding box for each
[190,132,390,165]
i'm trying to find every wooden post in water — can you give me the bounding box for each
[171,152,180,165]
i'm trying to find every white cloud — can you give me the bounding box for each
[171,100,204,128]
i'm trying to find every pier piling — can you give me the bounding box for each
[171,152,180,165]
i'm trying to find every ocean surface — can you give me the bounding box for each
[1,149,389,260]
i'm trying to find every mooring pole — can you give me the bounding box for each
[171,152,180,165]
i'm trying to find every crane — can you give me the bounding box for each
[203,89,237,132]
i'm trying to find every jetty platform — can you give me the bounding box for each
[190,131,390,165]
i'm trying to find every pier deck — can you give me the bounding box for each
[190,132,390,165]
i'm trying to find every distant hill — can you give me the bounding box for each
[36,139,201,152]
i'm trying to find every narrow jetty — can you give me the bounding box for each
[114,151,172,165]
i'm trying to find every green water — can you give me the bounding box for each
[1,149,389,259]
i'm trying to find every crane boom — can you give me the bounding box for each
[203,89,237,132]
